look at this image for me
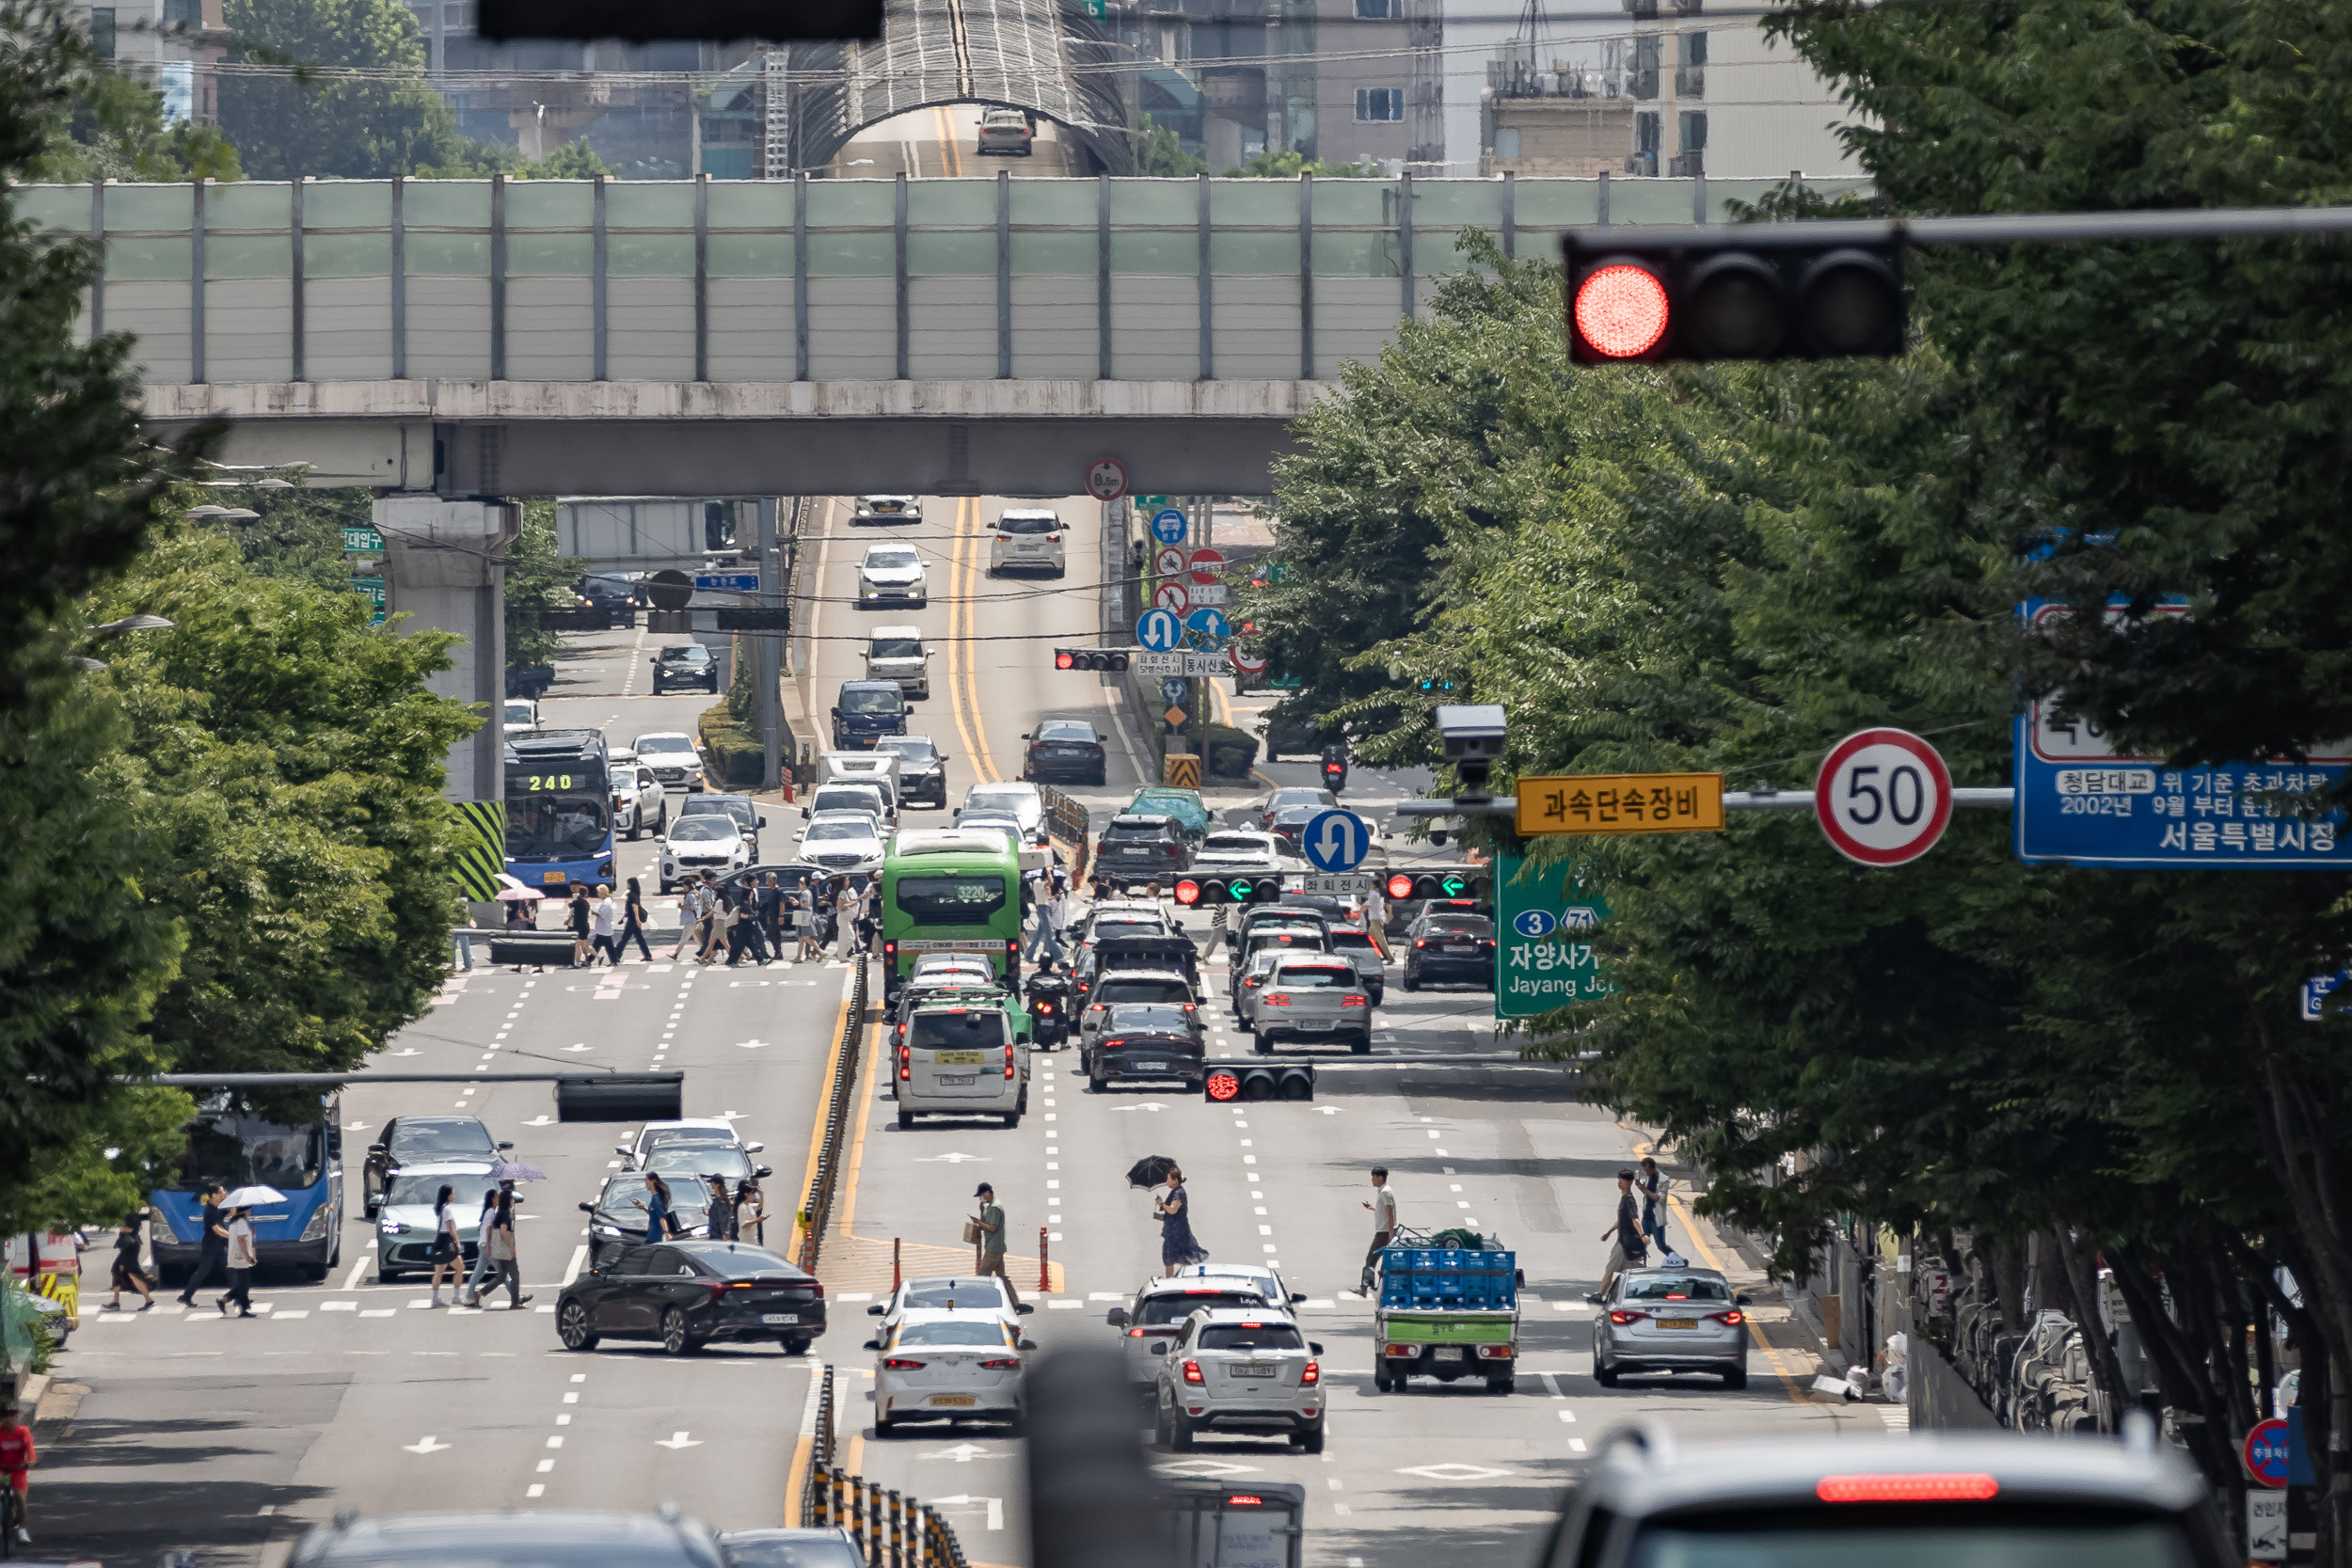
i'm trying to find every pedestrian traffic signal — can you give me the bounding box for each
[1174,875,1281,907]
[1204,1063,1315,1102]
[1054,648,1131,672]
[1391,871,1491,902]
[1565,233,1905,364]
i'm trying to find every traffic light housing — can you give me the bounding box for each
[1205,1063,1315,1102]
[1174,875,1282,908]
[1565,234,1904,364]
[1386,870,1491,904]
[482,0,880,41]
[1054,648,1131,672]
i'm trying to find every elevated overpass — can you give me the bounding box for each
[28,172,1866,495]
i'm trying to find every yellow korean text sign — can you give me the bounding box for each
[1515,773,1725,835]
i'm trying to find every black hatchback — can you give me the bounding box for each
[557,1240,826,1356]
[1087,1003,1206,1093]
[652,643,721,694]
[1401,911,1497,990]
[1023,720,1107,786]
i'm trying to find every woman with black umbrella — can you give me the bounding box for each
[1154,1166,1208,1277]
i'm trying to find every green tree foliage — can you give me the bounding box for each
[505,499,580,673]
[85,524,481,1078]
[1221,148,1379,178]
[416,135,611,181]
[204,481,376,594]
[39,62,240,182]
[1136,115,1205,177]
[217,0,462,177]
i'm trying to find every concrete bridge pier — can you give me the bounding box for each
[375,494,521,805]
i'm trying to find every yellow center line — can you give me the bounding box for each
[1665,1190,1809,1405]
[788,986,860,1261]
[833,1008,886,1235]
[947,496,1002,785]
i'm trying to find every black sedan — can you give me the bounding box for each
[362,1115,508,1217]
[652,642,722,694]
[556,1239,826,1355]
[1084,1003,1206,1093]
[1400,911,1498,990]
[1022,720,1108,786]
[582,1171,715,1267]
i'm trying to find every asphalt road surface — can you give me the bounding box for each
[41,493,1881,1568]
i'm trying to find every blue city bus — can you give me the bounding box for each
[151,1092,344,1282]
[506,728,616,892]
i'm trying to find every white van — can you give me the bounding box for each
[821,751,901,817]
[895,1002,1025,1129]
[805,781,891,825]
[864,626,934,700]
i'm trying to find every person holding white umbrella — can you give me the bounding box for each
[215,1187,280,1317]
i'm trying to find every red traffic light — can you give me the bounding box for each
[1572,263,1671,360]
[1174,879,1200,906]
[1386,873,1414,901]
[1055,650,1076,671]
[1206,1068,1242,1102]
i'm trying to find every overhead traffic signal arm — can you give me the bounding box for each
[1054,648,1132,672]
[1205,1062,1315,1102]
[1565,230,1905,364]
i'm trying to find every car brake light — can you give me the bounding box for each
[1005,1045,1016,1080]
[883,1357,926,1370]
[1817,1474,1999,1504]
[978,1357,1022,1369]
[1713,1309,1744,1326]
[1301,1360,1320,1386]
[1609,1309,1646,1324]
[1089,1004,1106,1013]
[1182,1360,1204,1385]
[1382,1342,1416,1358]
[1263,994,1289,1006]
[1183,1003,1196,1012]
[1128,1326,1148,1338]
[1414,938,1426,948]
[1342,995,1367,1007]
[1047,533,1061,541]
[898,1046,911,1082]
[1475,1343,1513,1359]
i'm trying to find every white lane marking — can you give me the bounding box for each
[1047,1299,1083,1309]
[360,1308,395,1317]
[562,1245,589,1287]
[1568,1438,1588,1452]
[274,1310,310,1320]
[527,1483,547,1498]
[537,1460,555,1473]
[403,1435,451,1454]
[571,1372,588,1382]
[564,1392,579,1403]
[547,1436,564,1449]
[338,1251,371,1291]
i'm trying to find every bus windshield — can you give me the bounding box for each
[162,1105,326,1192]
[507,758,612,860]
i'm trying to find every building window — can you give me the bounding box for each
[1355,87,1404,121]
[1355,0,1392,16]
[89,6,115,55]
[163,0,200,25]
[1633,110,1661,154]
[1679,109,1707,150]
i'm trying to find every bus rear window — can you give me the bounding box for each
[894,877,1009,924]
[909,1012,1010,1052]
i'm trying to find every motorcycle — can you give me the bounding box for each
[1025,968,1075,1049]
[1321,749,1348,794]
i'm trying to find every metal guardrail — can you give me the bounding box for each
[797,958,869,1273]
[813,1461,971,1568]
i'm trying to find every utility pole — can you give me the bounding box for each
[757,498,784,790]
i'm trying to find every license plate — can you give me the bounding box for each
[930,1395,977,1407]
[1657,1318,1698,1330]
[933,1051,986,1066]
[1230,1365,1278,1378]
[1295,1021,1333,1032]
[762,1313,801,1324]
[936,1074,977,1087]
[1433,1346,1464,1361]
[541,871,566,884]
[1444,944,1475,955]
[1134,1061,1168,1072]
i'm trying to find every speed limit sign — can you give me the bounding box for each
[1815,727,1953,867]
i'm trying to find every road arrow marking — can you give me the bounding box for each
[1112,1103,1167,1113]
[522,1115,555,1128]
[737,1039,771,1050]
[923,1443,999,1464]
[403,1436,450,1454]
[656,1432,703,1449]
[389,1048,423,1058]
[915,1152,988,1164]
[714,1110,747,1122]
[563,1044,593,1053]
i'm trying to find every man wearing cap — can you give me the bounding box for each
[1594,1166,1649,1301]
[968,1182,1020,1308]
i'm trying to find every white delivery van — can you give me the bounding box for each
[864,626,934,701]
[895,1001,1026,1128]
[804,781,891,826]
[819,752,901,819]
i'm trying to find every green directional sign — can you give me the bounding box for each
[1493,849,1611,1019]
[342,524,385,554]
[351,575,388,625]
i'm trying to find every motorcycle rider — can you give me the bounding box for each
[1024,956,1074,1048]
[1321,741,1349,794]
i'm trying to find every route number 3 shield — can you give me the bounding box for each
[1815,727,1953,867]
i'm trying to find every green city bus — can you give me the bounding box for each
[881,829,1025,1003]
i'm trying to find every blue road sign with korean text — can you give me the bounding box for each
[694,572,760,593]
[1300,810,1373,873]
[2013,601,2352,868]
[1151,509,1188,546]
[1136,608,1183,652]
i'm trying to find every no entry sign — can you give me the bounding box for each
[1815,727,1953,867]
[1188,547,1226,584]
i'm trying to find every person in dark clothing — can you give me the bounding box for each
[175,1184,230,1306]
[109,1213,154,1310]
[705,1177,736,1242]
[756,874,785,958]
[566,883,593,968]
[1594,1167,1649,1300]
[619,878,655,961]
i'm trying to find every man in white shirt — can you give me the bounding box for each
[1359,1165,1397,1294]
[590,884,617,966]
[1361,881,1391,962]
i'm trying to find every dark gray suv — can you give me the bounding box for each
[651,642,720,694]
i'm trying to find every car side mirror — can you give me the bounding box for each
[1735,1292,1753,1307]
[758,816,769,827]
[1019,1338,1038,1352]
[1016,1304,1035,1316]
[802,807,812,819]
[862,1339,881,1352]
[578,1202,595,1213]
[1290,1292,1307,1304]
[1147,1341,1169,1355]
[1105,1307,1129,1327]
[368,1142,387,1153]
[613,1145,630,1158]
[498,1141,515,1151]
[1020,733,1031,740]
[1309,1342,1324,1355]
[867,1304,885,1316]
[754,1164,773,1179]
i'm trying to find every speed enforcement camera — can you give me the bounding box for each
[1435,705,1507,802]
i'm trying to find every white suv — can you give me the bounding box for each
[858,545,929,609]
[1151,1307,1326,1452]
[1248,954,1372,1053]
[988,510,1067,577]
